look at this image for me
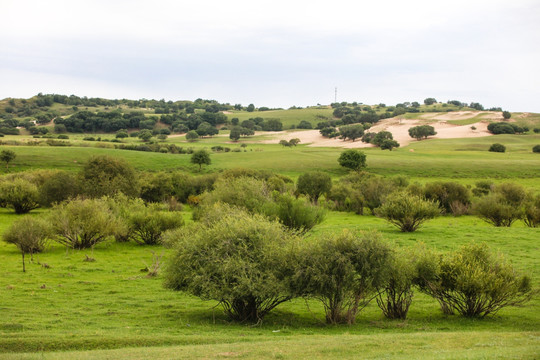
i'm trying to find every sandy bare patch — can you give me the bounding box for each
[221,111,233,114]
[255,117,493,148]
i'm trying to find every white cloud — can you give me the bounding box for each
[1,0,539,111]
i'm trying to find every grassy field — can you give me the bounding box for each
[0,108,539,358]
[2,133,540,188]
[0,210,538,358]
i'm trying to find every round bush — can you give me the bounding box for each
[489,143,506,153]
[533,145,540,153]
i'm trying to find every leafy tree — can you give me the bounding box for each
[229,126,241,141]
[327,182,365,214]
[416,243,532,317]
[196,122,218,137]
[339,124,364,141]
[489,143,506,152]
[375,192,440,232]
[423,181,471,215]
[408,125,437,140]
[246,103,255,112]
[295,231,392,324]
[164,208,298,323]
[138,129,153,142]
[371,131,393,147]
[533,145,540,153]
[297,120,313,129]
[296,171,332,204]
[423,98,437,105]
[262,118,283,131]
[191,149,211,171]
[0,149,16,170]
[3,216,51,272]
[380,139,400,151]
[0,178,40,214]
[39,171,81,206]
[279,139,291,147]
[185,130,199,142]
[319,126,338,138]
[502,111,512,119]
[116,129,129,139]
[49,198,117,249]
[338,149,367,171]
[80,155,139,198]
[289,138,301,146]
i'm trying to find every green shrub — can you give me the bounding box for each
[423,181,471,215]
[50,198,117,249]
[296,171,332,204]
[533,145,540,153]
[39,171,81,207]
[295,231,392,324]
[338,149,367,171]
[375,192,440,232]
[164,208,298,323]
[376,247,421,319]
[327,182,365,215]
[416,243,532,318]
[3,216,51,272]
[0,178,40,214]
[267,193,325,234]
[129,205,184,245]
[523,194,540,227]
[473,194,521,227]
[80,155,139,198]
[489,143,506,152]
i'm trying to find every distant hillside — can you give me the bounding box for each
[1,94,537,137]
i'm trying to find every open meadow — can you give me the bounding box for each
[0,106,539,359]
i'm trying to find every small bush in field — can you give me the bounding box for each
[3,216,51,272]
[295,231,392,324]
[532,144,540,153]
[375,192,440,232]
[0,178,41,214]
[416,243,532,318]
[164,207,298,323]
[489,143,506,153]
[50,198,117,249]
[129,205,184,245]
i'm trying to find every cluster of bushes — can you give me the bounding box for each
[279,138,300,147]
[408,125,437,140]
[193,174,325,234]
[361,131,400,150]
[164,206,533,323]
[487,122,528,135]
[325,171,540,229]
[319,124,371,142]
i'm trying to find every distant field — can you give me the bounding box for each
[225,107,334,129]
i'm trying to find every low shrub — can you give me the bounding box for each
[489,143,506,152]
[416,243,532,318]
[375,192,440,232]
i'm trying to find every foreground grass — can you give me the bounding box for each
[3,332,538,359]
[0,209,538,357]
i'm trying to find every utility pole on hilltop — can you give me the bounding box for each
[334,87,337,103]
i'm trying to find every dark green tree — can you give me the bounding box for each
[191,149,211,171]
[79,155,139,198]
[0,149,16,170]
[338,149,367,171]
[296,171,332,204]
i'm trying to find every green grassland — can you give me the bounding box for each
[225,107,335,129]
[0,104,540,359]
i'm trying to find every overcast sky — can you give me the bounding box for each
[1,0,539,111]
